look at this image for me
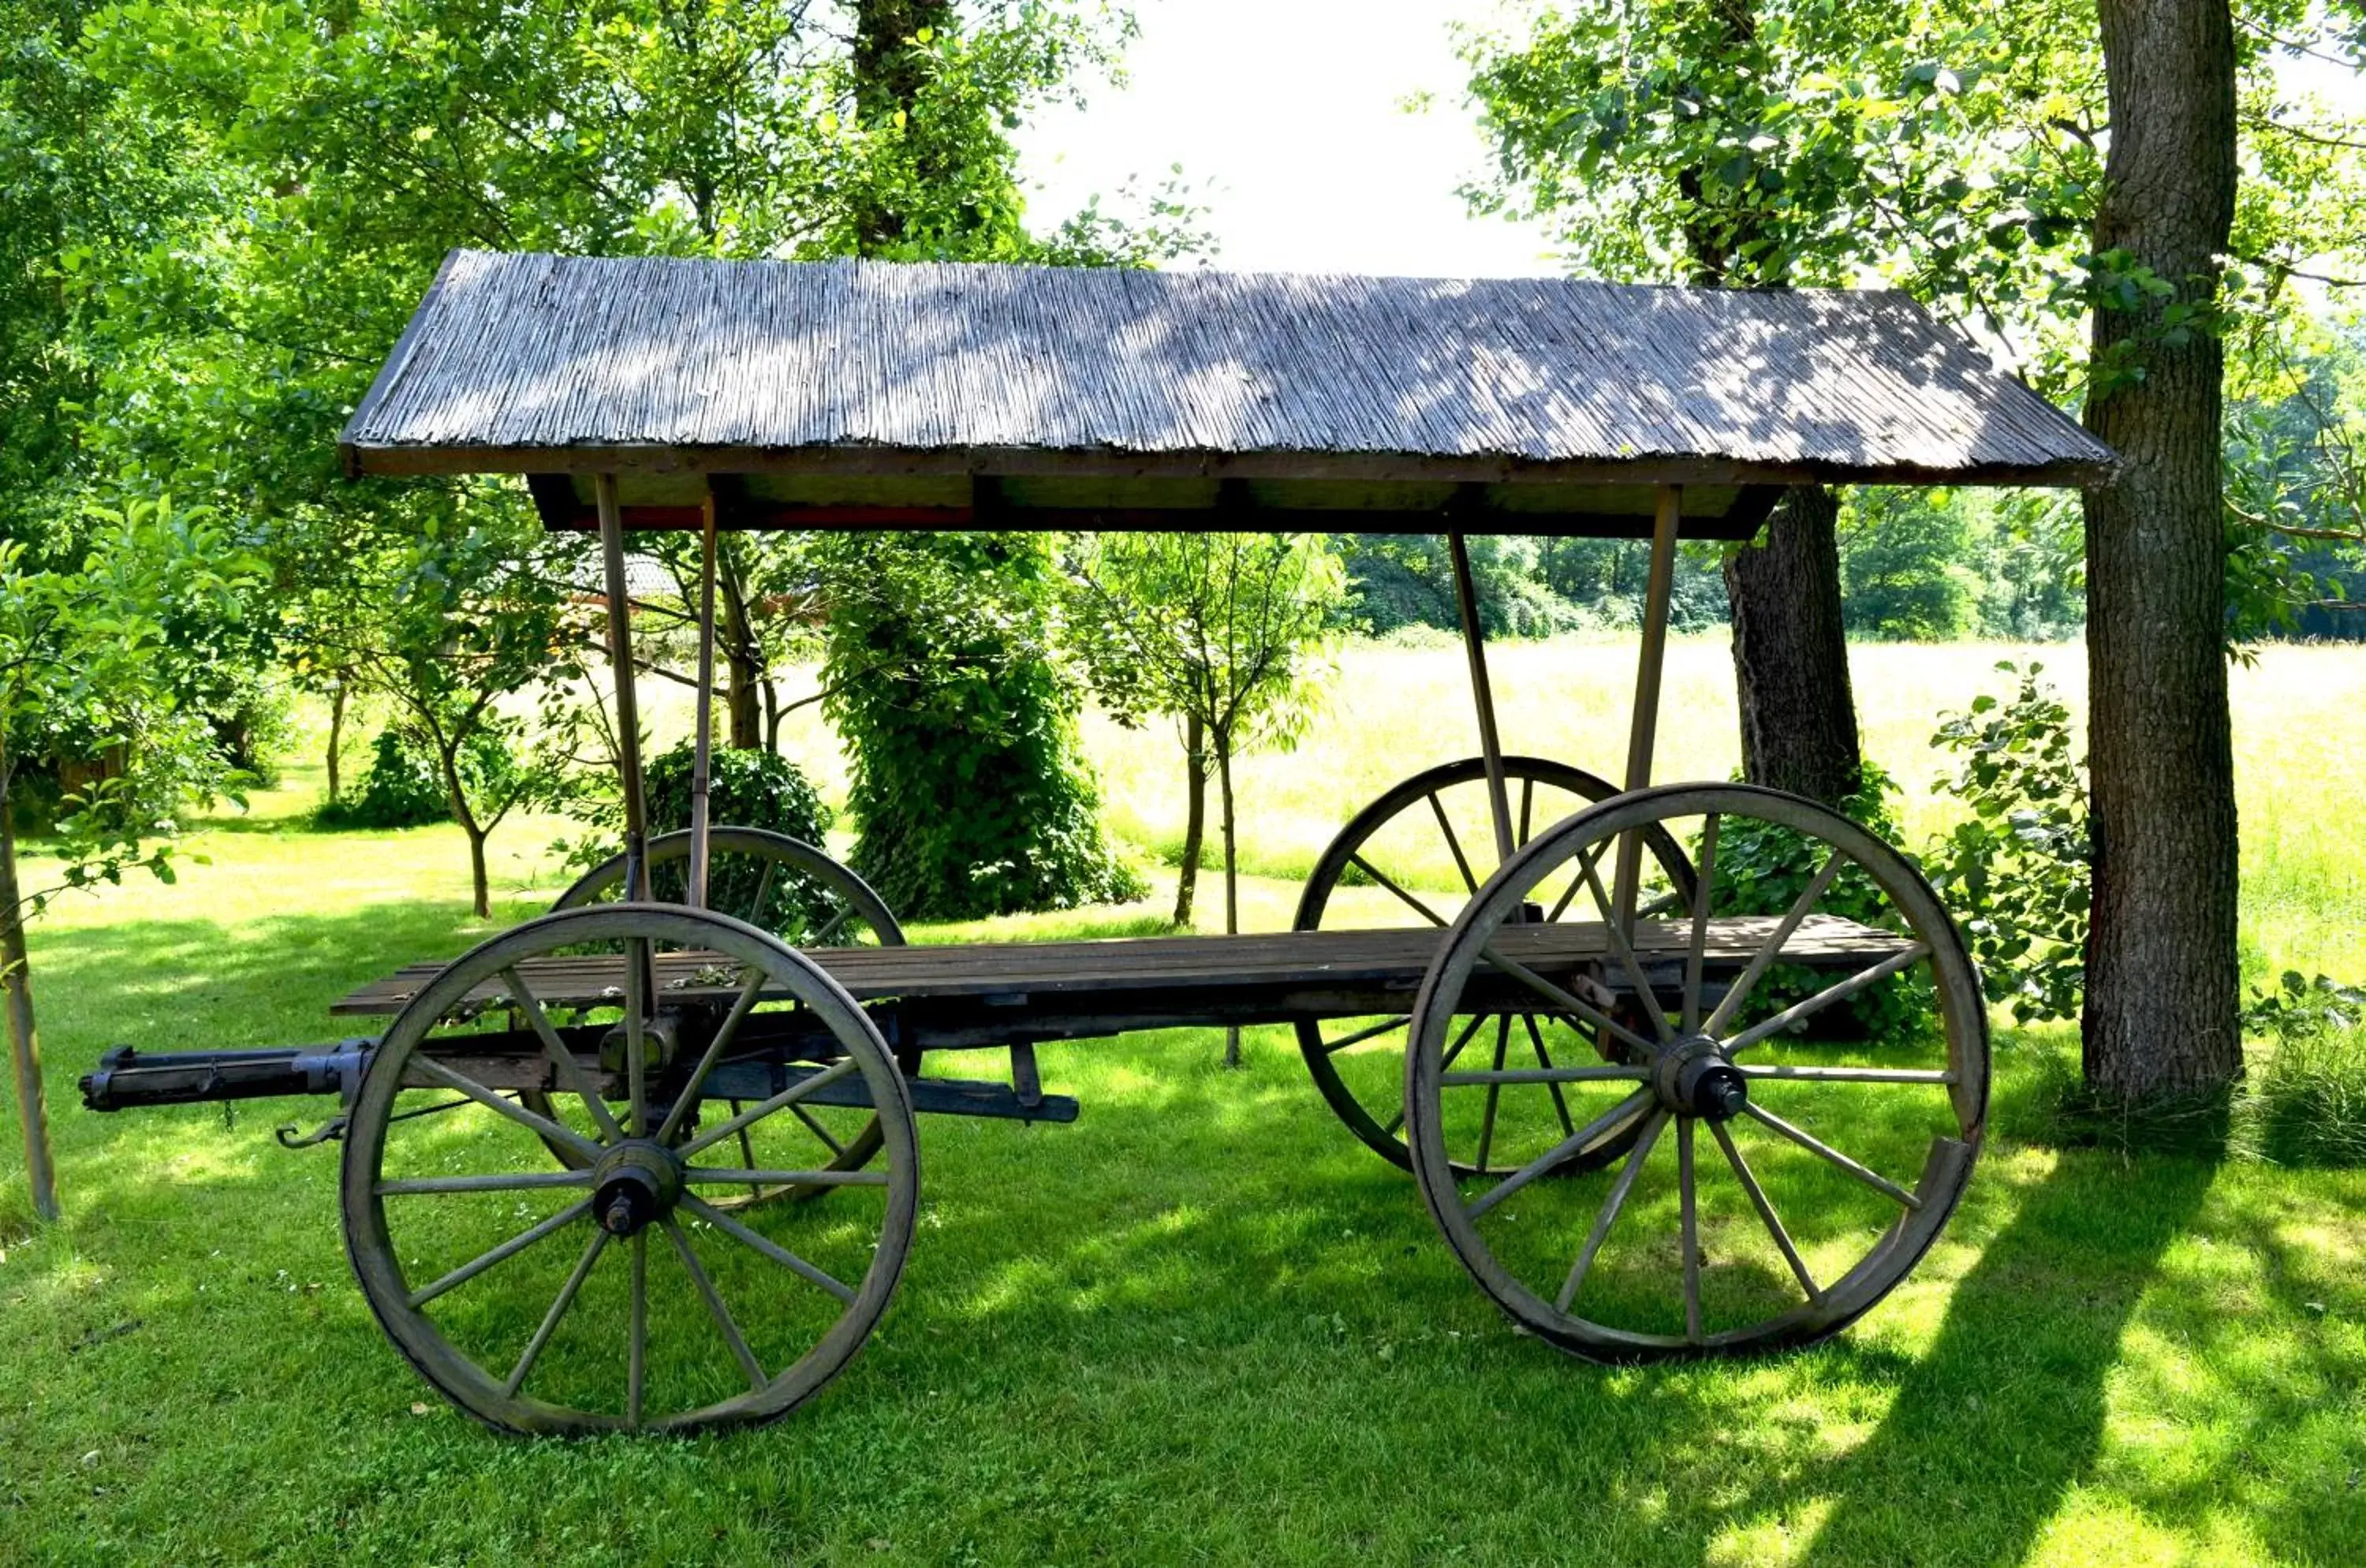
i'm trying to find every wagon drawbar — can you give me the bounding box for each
[84,253,2112,1433]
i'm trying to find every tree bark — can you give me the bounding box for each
[1174,709,1207,928]
[850,0,957,252]
[1215,724,1241,1069]
[326,679,346,805]
[2081,0,2242,1105]
[1724,487,1865,805]
[718,550,763,749]
[0,785,58,1221]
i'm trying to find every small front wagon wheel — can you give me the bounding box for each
[342,904,917,1434]
[1405,784,1987,1358]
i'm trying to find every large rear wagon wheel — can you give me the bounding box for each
[528,827,913,1205]
[1405,783,1987,1359]
[342,904,918,1434]
[1293,756,1695,1177]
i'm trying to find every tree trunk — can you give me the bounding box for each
[465,825,491,920]
[0,785,58,1221]
[1724,487,1864,806]
[2081,0,2241,1106]
[326,680,347,806]
[718,554,763,749]
[1174,709,1207,928]
[1216,725,1241,1070]
[850,1,958,252]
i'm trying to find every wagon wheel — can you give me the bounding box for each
[1293,756,1696,1177]
[1405,783,1987,1358]
[527,827,915,1207]
[343,903,918,1434]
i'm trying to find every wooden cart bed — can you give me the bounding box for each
[333,914,1913,1051]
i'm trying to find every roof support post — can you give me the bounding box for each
[689,484,722,909]
[1447,528,1517,866]
[1612,484,1683,935]
[596,472,651,902]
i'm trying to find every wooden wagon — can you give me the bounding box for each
[82,253,2114,1433]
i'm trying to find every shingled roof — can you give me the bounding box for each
[340,249,2113,539]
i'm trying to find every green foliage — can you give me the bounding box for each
[1709,763,1931,1040]
[2239,972,2366,1167]
[644,741,830,846]
[1837,489,1979,640]
[1927,663,2089,1024]
[822,532,1141,920]
[0,489,260,913]
[318,728,451,831]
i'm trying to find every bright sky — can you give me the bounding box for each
[1015,0,1558,278]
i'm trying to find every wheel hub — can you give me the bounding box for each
[592,1141,685,1236]
[1654,1036,1748,1120]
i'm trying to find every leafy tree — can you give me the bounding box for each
[1068,532,1345,1046]
[1837,489,1980,640]
[1,492,258,1219]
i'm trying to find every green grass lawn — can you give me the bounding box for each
[2,637,2363,1566]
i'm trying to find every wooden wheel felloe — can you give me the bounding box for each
[1293,756,1696,1175]
[1405,783,1987,1358]
[533,827,916,1204]
[341,904,918,1434]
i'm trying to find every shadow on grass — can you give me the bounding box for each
[1795,1153,2215,1566]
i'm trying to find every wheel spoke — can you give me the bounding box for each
[628,1231,647,1429]
[1702,851,1849,1037]
[1738,1103,1922,1210]
[1709,1117,1822,1305]
[680,1193,859,1305]
[1722,944,1931,1054]
[657,967,771,1143]
[1682,814,1721,1034]
[406,1197,593,1309]
[505,1226,608,1397]
[1440,1063,1649,1088]
[1427,791,1481,894]
[406,1055,603,1163]
[678,1058,860,1159]
[1678,1116,1702,1343]
[685,1167,889,1188]
[1521,1014,1578,1137]
[625,936,651,1137]
[1554,1109,1670,1312]
[1438,1010,1492,1073]
[1543,840,1606,924]
[1465,1088,1655,1222]
[1574,848,1674,1043]
[663,1215,767,1391]
[1478,945,1660,1058]
[791,1102,847,1156]
[1517,775,1536,847]
[1474,1016,1511,1172]
[1737,1065,1956,1085]
[809,903,855,946]
[1350,853,1447,928]
[742,860,778,928]
[502,968,624,1143]
[1322,1014,1410,1055]
[377,1170,594,1197]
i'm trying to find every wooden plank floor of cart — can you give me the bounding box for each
[333,915,1916,1048]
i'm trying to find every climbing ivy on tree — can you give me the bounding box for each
[819,531,1141,920]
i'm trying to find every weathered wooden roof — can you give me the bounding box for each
[339,249,2112,538]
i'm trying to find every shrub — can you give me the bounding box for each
[2241,973,2366,1167]
[1709,763,1933,1041]
[1926,663,2089,1024]
[319,727,449,828]
[644,741,829,844]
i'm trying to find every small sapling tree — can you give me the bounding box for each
[1069,532,1345,1062]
